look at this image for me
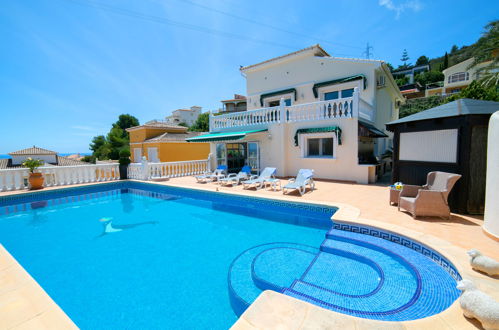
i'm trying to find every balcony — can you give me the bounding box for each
[210,88,366,132]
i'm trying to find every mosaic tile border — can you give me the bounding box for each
[332,223,462,281]
[0,181,338,221]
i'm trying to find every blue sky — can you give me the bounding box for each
[1,0,497,153]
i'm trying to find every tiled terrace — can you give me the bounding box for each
[0,178,497,329]
[163,177,497,258]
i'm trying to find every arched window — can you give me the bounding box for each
[448,72,469,83]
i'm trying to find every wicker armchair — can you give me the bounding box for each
[398,171,461,219]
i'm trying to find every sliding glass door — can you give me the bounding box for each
[247,142,259,174]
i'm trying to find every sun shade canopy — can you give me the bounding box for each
[294,126,342,146]
[312,74,367,98]
[185,129,268,142]
[358,121,388,138]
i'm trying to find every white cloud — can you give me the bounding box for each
[379,0,423,18]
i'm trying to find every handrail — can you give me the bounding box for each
[210,88,360,131]
[0,163,120,192]
[128,158,210,180]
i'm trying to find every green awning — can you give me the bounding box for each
[359,121,388,138]
[186,129,268,142]
[260,88,297,106]
[312,74,367,98]
[294,127,342,146]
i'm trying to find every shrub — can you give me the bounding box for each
[118,149,131,166]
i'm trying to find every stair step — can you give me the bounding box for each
[227,242,318,316]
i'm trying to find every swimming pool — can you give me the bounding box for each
[0,181,460,328]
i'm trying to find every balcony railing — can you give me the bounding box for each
[0,163,120,192]
[210,87,360,131]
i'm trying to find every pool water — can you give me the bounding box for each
[0,183,333,329]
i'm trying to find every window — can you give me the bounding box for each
[307,138,334,157]
[267,98,291,107]
[324,91,339,100]
[323,88,354,101]
[448,72,469,83]
[341,88,354,98]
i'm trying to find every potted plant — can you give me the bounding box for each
[22,157,45,190]
[118,149,131,180]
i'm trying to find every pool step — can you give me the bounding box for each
[283,229,459,321]
[227,242,318,316]
[284,237,420,320]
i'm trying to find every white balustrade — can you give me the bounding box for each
[127,159,209,180]
[211,106,283,130]
[210,88,359,131]
[0,163,120,192]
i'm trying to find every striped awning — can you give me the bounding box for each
[185,129,268,142]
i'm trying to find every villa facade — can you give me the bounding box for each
[188,45,403,184]
[425,58,491,97]
[165,106,202,126]
[127,121,209,163]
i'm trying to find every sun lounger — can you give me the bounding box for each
[195,165,227,183]
[219,166,252,186]
[283,169,314,196]
[242,167,276,190]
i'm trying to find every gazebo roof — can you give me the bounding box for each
[386,99,499,128]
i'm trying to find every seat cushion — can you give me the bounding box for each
[400,197,416,203]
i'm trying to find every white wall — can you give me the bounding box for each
[484,111,499,239]
[245,55,378,111]
[209,118,371,184]
[11,154,57,165]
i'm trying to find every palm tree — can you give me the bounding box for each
[470,20,499,87]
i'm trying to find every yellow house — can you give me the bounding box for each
[126,121,210,163]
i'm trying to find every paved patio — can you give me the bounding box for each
[163,176,498,258]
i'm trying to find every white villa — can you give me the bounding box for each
[165,106,202,126]
[187,45,404,184]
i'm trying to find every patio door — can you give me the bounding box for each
[226,143,247,173]
[247,142,259,174]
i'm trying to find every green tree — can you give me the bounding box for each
[450,45,459,54]
[89,135,109,160]
[395,76,409,86]
[113,114,139,131]
[415,71,444,86]
[400,49,410,67]
[443,52,449,69]
[189,112,210,132]
[89,114,140,160]
[469,20,499,87]
[107,127,129,160]
[415,56,429,66]
[445,81,499,103]
[385,62,394,71]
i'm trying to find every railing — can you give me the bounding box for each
[210,88,359,131]
[128,158,210,180]
[0,163,120,192]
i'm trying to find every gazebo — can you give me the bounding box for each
[386,99,499,214]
